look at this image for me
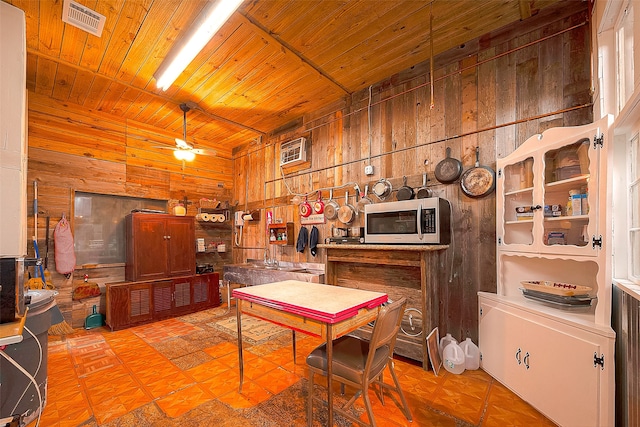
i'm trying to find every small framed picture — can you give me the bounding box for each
[426,327,442,376]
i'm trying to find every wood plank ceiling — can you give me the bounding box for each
[6,0,565,159]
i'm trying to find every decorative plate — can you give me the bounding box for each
[520,280,592,297]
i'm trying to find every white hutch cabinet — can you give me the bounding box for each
[479,115,615,427]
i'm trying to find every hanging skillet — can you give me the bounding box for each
[435,147,462,184]
[396,176,414,201]
[460,146,496,198]
[313,191,324,214]
[416,173,432,199]
[338,191,356,224]
[324,189,339,220]
[357,184,373,213]
[299,196,312,217]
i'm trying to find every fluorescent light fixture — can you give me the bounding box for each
[174,149,196,162]
[154,0,243,91]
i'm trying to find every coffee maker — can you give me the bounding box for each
[0,257,27,324]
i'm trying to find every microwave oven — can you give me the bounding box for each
[364,197,451,244]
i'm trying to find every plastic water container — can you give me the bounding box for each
[460,338,480,370]
[443,342,465,374]
[439,333,458,358]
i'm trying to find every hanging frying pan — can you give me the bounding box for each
[460,146,496,198]
[324,189,339,220]
[435,147,463,184]
[338,191,356,224]
[372,177,392,200]
[313,191,324,214]
[396,176,414,201]
[299,196,312,217]
[357,184,373,213]
[416,173,432,199]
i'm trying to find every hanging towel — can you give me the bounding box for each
[310,226,319,256]
[54,215,76,277]
[296,226,309,253]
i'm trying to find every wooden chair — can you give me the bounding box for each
[306,297,412,426]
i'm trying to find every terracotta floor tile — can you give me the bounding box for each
[252,366,302,394]
[81,363,130,389]
[203,340,238,358]
[186,357,234,382]
[200,369,242,398]
[155,383,213,418]
[143,371,195,399]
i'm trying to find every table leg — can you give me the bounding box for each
[326,323,333,426]
[292,330,297,364]
[236,300,244,393]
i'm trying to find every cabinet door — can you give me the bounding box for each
[478,301,528,394]
[524,320,601,427]
[127,215,168,281]
[173,279,192,314]
[129,283,153,324]
[152,280,173,319]
[166,217,195,277]
[192,273,220,309]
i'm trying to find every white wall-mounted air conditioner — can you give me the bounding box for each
[279,137,307,167]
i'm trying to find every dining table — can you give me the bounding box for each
[232,280,387,426]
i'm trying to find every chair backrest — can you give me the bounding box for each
[365,297,407,371]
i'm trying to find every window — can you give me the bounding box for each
[73,192,166,266]
[630,135,640,281]
[615,3,634,113]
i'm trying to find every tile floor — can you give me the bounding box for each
[27,305,556,426]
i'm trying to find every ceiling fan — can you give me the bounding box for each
[158,103,216,162]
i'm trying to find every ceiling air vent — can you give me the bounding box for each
[280,137,307,167]
[62,0,106,37]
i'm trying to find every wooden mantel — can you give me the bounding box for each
[318,243,449,369]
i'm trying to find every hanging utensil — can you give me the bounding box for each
[324,189,339,220]
[435,147,463,184]
[338,191,356,224]
[416,173,432,199]
[460,146,496,198]
[357,184,373,212]
[313,191,324,214]
[372,177,392,200]
[299,196,312,217]
[396,176,414,201]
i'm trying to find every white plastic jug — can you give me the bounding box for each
[443,342,465,374]
[439,333,458,358]
[460,338,480,370]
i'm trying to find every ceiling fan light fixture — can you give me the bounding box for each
[174,149,196,162]
[154,0,244,91]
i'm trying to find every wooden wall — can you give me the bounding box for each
[26,93,235,327]
[230,7,592,342]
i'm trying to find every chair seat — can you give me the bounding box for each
[306,335,389,384]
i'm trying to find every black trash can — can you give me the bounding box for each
[0,289,58,425]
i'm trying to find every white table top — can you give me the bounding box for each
[233,280,387,324]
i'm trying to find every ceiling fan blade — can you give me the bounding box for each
[191,148,217,156]
[175,138,193,149]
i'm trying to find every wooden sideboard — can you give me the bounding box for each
[318,243,449,369]
[106,272,220,331]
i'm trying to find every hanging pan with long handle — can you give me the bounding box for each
[435,147,462,184]
[460,146,496,198]
[338,191,356,224]
[357,184,373,213]
[416,173,432,199]
[396,176,414,201]
[324,189,339,220]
